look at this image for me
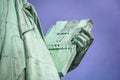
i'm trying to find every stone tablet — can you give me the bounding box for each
[45,19,94,76]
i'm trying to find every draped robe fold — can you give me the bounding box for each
[0,0,60,80]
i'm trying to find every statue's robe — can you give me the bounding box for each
[0,0,60,80]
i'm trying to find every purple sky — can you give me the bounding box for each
[28,0,120,80]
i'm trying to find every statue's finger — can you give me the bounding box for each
[74,36,87,47]
[80,33,91,45]
[81,27,94,40]
[72,38,84,48]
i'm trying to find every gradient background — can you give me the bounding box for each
[28,0,120,80]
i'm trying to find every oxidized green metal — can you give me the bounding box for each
[0,0,93,80]
[0,0,60,80]
[45,19,93,76]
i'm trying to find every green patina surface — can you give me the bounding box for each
[0,0,93,80]
[45,19,93,76]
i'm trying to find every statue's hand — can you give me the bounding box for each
[68,27,94,72]
[71,27,93,50]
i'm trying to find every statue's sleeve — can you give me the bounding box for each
[23,2,44,39]
[45,19,94,77]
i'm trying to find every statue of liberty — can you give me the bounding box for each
[0,0,93,80]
